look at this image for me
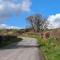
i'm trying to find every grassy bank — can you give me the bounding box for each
[33,35,60,60]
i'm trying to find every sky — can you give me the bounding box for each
[0,0,60,29]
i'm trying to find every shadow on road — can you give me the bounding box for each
[0,42,38,50]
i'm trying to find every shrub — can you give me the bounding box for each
[0,35,22,47]
[5,35,17,41]
[44,32,50,39]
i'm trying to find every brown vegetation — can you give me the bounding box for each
[43,32,50,39]
[50,28,60,40]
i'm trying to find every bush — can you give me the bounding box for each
[44,32,50,39]
[5,35,17,41]
[0,35,22,47]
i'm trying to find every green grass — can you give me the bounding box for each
[36,36,60,60]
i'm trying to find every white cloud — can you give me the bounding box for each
[0,24,21,29]
[21,0,31,12]
[47,13,60,29]
[0,0,32,18]
[0,4,4,11]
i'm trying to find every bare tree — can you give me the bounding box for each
[26,14,48,32]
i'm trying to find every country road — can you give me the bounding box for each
[0,37,44,60]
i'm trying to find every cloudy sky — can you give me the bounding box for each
[0,0,60,29]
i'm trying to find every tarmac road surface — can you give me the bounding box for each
[0,37,44,60]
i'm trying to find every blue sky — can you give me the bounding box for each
[0,0,60,29]
[31,0,60,17]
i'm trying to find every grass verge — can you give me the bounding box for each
[35,36,60,60]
